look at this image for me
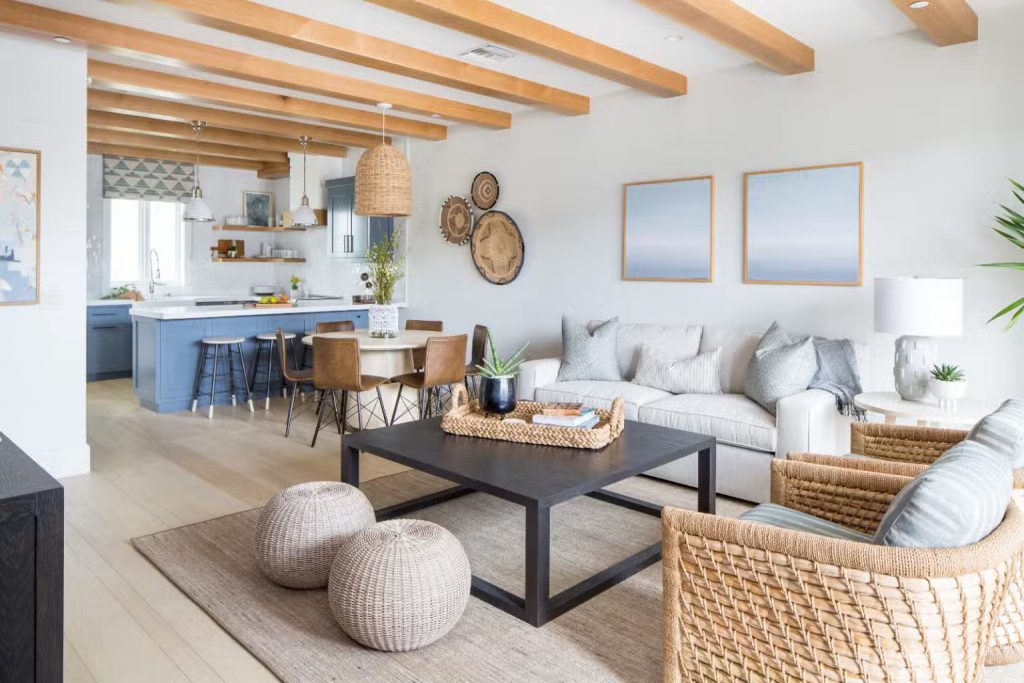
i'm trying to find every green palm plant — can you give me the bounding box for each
[982,179,1024,328]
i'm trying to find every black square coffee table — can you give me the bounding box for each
[340,417,716,627]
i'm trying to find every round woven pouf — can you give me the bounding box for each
[256,482,375,589]
[328,519,471,651]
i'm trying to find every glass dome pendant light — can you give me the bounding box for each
[290,135,319,227]
[183,120,214,223]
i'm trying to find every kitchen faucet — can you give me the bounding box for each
[148,248,163,295]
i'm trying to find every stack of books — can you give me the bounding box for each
[531,405,600,429]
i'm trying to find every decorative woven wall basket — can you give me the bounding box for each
[470,171,499,210]
[439,195,473,245]
[470,210,524,285]
[441,386,624,450]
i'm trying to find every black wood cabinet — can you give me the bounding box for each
[0,432,63,683]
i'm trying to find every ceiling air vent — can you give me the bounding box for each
[459,44,516,65]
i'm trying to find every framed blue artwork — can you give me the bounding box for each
[622,175,714,282]
[0,148,40,305]
[744,162,863,286]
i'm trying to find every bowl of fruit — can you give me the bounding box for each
[255,294,293,308]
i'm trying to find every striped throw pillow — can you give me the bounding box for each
[632,345,722,394]
[873,441,1012,548]
[967,398,1024,469]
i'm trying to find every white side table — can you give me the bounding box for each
[853,391,995,428]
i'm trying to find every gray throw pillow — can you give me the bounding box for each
[744,322,817,414]
[967,398,1024,469]
[632,345,722,394]
[873,441,1012,548]
[557,317,621,382]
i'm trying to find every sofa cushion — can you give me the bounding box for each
[591,321,703,381]
[557,317,621,382]
[745,323,817,414]
[699,327,763,395]
[967,398,1024,468]
[873,441,1012,548]
[741,503,872,542]
[535,381,671,421]
[638,394,776,453]
[632,345,722,394]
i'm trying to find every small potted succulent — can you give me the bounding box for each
[476,332,529,416]
[929,363,968,410]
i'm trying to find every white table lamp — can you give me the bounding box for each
[874,277,963,401]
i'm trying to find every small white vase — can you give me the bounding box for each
[368,303,399,338]
[928,378,968,411]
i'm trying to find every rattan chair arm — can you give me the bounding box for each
[788,452,927,478]
[851,422,967,463]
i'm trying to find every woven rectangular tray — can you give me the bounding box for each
[440,386,624,450]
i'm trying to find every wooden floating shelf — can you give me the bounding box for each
[212,224,307,232]
[212,257,306,263]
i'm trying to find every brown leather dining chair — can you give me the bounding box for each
[406,320,443,372]
[277,329,315,438]
[463,324,489,398]
[301,320,356,368]
[391,334,467,423]
[310,336,389,447]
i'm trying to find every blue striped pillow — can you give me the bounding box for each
[874,441,1012,548]
[967,398,1024,469]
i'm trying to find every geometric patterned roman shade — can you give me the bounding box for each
[102,155,195,202]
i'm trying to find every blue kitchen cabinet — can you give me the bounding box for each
[87,304,133,381]
[326,177,394,259]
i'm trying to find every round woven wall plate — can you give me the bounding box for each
[471,211,524,285]
[438,195,474,245]
[470,171,499,210]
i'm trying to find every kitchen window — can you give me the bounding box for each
[105,198,189,290]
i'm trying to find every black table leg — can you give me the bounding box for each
[698,443,717,514]
[341,443,360,485]
[524,502,551,627]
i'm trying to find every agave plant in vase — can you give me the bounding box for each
[365,230,405,338]
[476,332,529,415]
[928,363,967,411]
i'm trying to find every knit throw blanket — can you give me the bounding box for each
[810,338,867,420]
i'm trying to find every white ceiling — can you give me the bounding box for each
[23,0,1017,127]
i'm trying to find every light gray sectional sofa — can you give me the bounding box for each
[517,323,866,503]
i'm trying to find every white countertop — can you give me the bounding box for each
[131,302,405,320]
[88,299,135,307]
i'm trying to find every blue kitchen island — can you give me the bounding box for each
[131,303,385,413]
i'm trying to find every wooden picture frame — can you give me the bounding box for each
[744,162,863,286]
[243,190,274,227]
[0,147,41,306]
[621,175,714,282]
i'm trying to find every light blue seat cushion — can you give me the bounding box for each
[967,398,1024,469]
[873,441,1012,548]
[740,503,872,543]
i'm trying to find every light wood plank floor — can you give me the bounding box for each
[68,379,1024,682]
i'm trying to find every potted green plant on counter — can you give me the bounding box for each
[476,331,528,415]
[365,230,405,338]
[983,179,1024,328]
[929,363,967,410]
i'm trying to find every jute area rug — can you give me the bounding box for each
[134,470,750,682]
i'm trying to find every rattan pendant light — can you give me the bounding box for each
[355,103,411,217]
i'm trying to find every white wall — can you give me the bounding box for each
[405,11,1024,402]
[0,34,89,477]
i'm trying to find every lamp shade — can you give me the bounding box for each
[183,193,214,223]
[291,197,318,227]
[874,277,963,337]
[355,142,411,217]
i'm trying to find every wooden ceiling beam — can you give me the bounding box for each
[257,163,290,180]
[137,0,588,115]
[88,127,289,163]
[88,90,383,149]
[88,111,348,158]
[88,61,442,141]
[0,0,509,128]
[634,0,814,74]
[891,0,978,46]
[366,0,688,97]
[87,142,264,171]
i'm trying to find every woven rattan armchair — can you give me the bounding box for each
[663,457,1024,682]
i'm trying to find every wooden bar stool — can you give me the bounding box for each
[249,331,297,410]
[464,324,489,398]
[190,337,255,418]
[406,319,443,371]
[391,334,467,423]
[276,329,315,438]
[310,336,390,448]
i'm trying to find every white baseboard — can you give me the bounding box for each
[35,442,91,479]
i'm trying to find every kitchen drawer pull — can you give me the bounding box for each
[91,312,116,316]
[90,325,122,330]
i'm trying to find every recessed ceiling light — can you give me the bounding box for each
[909,1,930,8]
[52,36,71,43]
[664,34,685,43]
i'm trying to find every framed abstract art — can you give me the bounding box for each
[622,175,714,282]
[0,147,40,305]
[243,190,274,227]
[744,162,863,286]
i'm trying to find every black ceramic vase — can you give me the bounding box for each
[479,376,517,415]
